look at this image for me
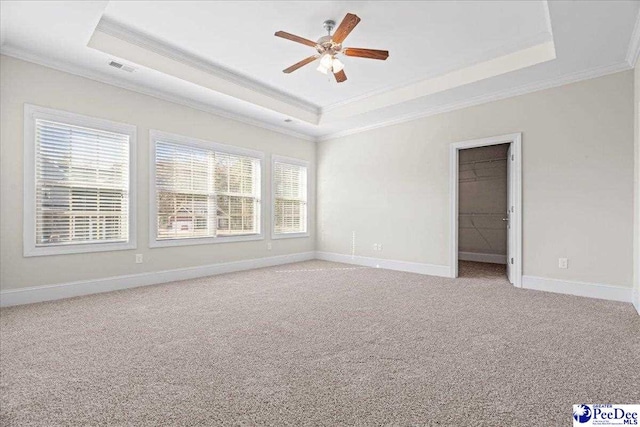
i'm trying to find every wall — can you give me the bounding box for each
[0,55,315,291]
[634,57,640,312]
[458,144,508,260]
[317,70,634,288]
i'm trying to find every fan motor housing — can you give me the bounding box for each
[316,35,341,55]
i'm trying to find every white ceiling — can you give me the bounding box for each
[1,1,639,140]
[102,0,552,108]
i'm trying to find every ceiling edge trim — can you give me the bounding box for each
[96,17,321,115]
[320,40,556,123]
[2,48,631,145]
[0,45,317,142]
[320,31,554,114]
[316,61,631,142]
[542,0,554,39]
[626,9,640,67]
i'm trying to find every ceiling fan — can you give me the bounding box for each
[275,13,389,83]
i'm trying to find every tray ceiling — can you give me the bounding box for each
[1,1,639,140]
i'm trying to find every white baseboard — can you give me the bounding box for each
[459,251,507,264]
[522,275,632,303]
[3,252,635,311]
[315,251,452,278]
[0,252,315,307]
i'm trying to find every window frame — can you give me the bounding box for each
[271,154,310,240]
[23,104,137,257]
[149,130,265,248]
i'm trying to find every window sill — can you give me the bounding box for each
[271,232,310,240]
[150,233,264,248]
[24,240,136,257]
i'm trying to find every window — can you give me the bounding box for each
[151,131,263,246]
[272,156,308,238]
[24,105,136,256]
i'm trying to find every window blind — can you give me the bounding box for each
[35,119,130,246]
[273,161,307,234]
[155,141,261,240]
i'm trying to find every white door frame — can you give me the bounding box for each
[449,133,523,287]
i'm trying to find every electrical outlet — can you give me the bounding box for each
[378,244,383,251]
[558,258,568,269]
[267,242,272,250]
[373,243,378,251]
[135,254,143,264]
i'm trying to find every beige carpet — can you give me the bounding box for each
[1,260,638,426]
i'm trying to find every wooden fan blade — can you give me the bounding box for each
[334,69,347,83]
[283,55,318,73]
[274,31,318,48]
[343,47,389,60]
[332,13,361,44]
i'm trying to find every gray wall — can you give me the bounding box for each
[317,70,634,287]
[0,55,315,290]
[1,55,636,294]
[458,144,508,258]
[634,58,640,311]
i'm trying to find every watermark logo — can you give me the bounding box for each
[574,405,592,423]
[572,404,639,426]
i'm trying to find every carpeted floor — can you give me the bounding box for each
[1,260,638,426]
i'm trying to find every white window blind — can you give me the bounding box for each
[273,161,307,234]
[155,141,261,241]
[35,119,131,247]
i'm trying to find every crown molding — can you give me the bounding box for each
[541,0,554,38]
[320,31,554,114]
[96,17,320,115]
[0,45,317,142]
[320,40,556,123]
[316,61,631,142]
[626,9,640,67]
[2,46,632,145]
[96,17,558,125]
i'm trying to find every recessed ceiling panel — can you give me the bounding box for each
[101,1,553,108]
[1,1,638,140]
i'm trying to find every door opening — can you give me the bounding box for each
[457,144,509,279]
[449,133,522,287]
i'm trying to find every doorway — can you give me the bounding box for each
[458,143,509,279]
[449,133,522,287]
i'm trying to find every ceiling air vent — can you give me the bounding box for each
[108,60,136,73]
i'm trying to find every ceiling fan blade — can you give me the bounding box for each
[343,48,389,60]
[274,31,318,48]
[334,69,347,83]
[283,56,319,73]
[332,13,361,44]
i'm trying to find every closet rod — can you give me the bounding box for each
[459,157,507,166]
[459,176,504,183]
[459,226,506,230]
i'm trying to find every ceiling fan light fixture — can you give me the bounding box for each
[332,57,345,73]
[317,63,329,74]
[320,53,333,69]
[275,13,388,83]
